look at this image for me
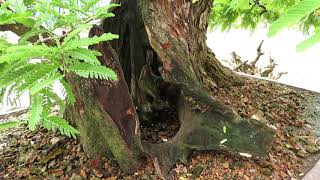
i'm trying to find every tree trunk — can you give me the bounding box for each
[64,26,144,173]
[65,0,275,178]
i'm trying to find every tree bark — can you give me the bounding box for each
[0,0,276,177]
[65,0,276,178]
[64,26,144,173]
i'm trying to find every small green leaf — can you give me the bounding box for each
[30,73,63,95]
[64,33,119,50]
[82,0,100,11]
[297,30,320,52]
[28,96,43,131]
[237,0,250,10]
[67,48,102,65]
[60,79,76,105]
[268,0,320,36]
[68,62,117,81]
[41,116,79,138]
[62,27,89,47]
[0,11,35,27]
[0,120,23,132]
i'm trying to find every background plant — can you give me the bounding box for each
[210,0,320,51]
[0,0,119,137]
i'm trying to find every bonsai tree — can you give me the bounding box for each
[1,0,320,178]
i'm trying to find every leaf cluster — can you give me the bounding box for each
[209,0,320,51]
[0,0,119,137]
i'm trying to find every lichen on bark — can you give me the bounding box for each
[64,0,276,178]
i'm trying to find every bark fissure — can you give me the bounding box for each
[65,26,144,173]
[65,0,275,178]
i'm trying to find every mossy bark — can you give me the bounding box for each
[136,1,275,177]
[65,0,275,178]
[64,26,144,173]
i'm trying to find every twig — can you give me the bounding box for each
[199,164,208,177]
[250,40,264,67]
[234,60,249,71]
[254,0,268,15]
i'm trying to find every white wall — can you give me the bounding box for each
[207,25,320,92]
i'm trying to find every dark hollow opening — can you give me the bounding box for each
[139,82,181,143]
[101,5,182,143]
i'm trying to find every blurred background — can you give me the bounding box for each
[207,25,320,92]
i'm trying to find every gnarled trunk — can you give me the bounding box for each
[64,26,144,173]
[65,0,275,178]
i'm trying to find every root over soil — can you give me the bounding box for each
[1,78,320,179]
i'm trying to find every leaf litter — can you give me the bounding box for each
[1,78,320,179]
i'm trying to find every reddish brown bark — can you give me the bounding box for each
[89,26,140,148]
[64,26,144,173]
[83,0,274,178]
[0,1,275,177]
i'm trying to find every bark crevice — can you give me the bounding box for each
[65,0,276,178]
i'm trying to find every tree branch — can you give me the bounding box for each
[250,40,264,67]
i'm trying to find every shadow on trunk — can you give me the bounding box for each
[65,0,275,178]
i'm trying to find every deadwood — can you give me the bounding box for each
[64,26,144,173]
[83,0,276,178]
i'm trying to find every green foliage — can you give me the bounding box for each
[268,0,320,36]
[296,29,320,51]
[0,0,119,137]
[28,95,43,130]
[63,33,119,50]
[268,0,320,51]
[210,0,300,31]
[41,114,79,138]
[68,62,117,80]
[60,79,76,105]
[0,120,23,132]
[209,0,320,51]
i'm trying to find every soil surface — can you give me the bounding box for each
[1,78,320,179]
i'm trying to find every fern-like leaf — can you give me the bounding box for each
[0,45,58,63]
[19,29,46,44]
[61,27,84,46]
[28,96,43,131]
[64,33,119,50]
[30,72,63,95]
[68,62,117,80]
[66,48,102,65]
[0,120,23,132]
[0,63,38,89]
[41,88,54,111]
[17,64,58,93]
[43,89,66,113]
[6,44,58,53]
[0,51,39,63]
[268,0,320,36]
[297,30,320,51]
[82,0,100,11]
[0,11,35,27]
[41,116,79,138]
[60,79,76,105]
